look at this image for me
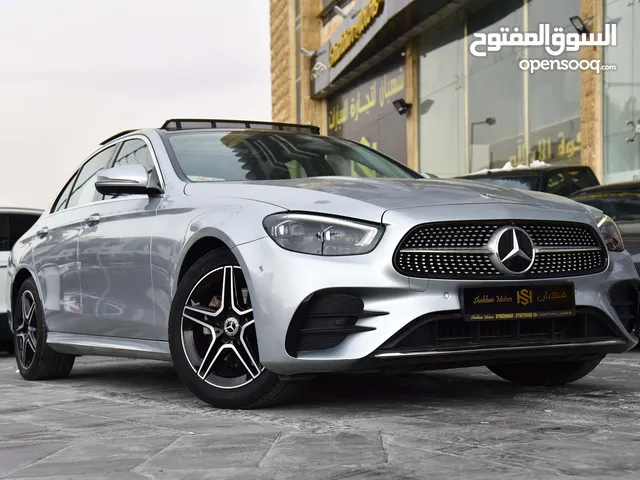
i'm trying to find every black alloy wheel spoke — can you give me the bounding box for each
[181,265,264,389]
[16,290,37,369]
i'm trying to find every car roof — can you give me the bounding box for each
[99,119,321,145]
[571,180,640,196]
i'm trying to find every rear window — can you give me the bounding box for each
[571,191,640,222]
[0,213,42,251]
[464,174,540,191]
[545,170,595,196]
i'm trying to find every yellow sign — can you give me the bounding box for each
[508,130,582,166]
[516,289,533,306]
[329,0,384,67]
[359,136,378,150]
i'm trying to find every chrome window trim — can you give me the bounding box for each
[46,133,166,219]
[47,142,118,215]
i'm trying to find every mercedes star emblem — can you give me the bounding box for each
[488,226,536,275]
[223,317,240,337]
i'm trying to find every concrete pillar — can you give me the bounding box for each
[580,0,604,181]
[405,40,420,172]
[270,0,296,122]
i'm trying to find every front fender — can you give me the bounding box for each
[162,198,287,299]
[5,246,38,333]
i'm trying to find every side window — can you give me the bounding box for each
[8,214,41,246]
[566,170,595,190]
[0,213,41,250]
[103,139,160,199]
[66,146,116,210]
[51,171,79,213]
[0,215,8,251]
[113,139,155,173]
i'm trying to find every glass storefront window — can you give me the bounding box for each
[527,0,581,166]
[604,0,640,183]
[418,0,581,177]
[467,0,525,172]
[417,20,465,177]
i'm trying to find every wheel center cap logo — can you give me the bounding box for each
[489,226,535,275]
[223,318,240,337]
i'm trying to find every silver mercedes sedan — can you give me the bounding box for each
[5,119,639,409]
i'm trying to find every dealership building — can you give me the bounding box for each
[270,0,640,183]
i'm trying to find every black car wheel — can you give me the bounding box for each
[487,356,604,386]
[14,278,75,380]
[169,249,302,409]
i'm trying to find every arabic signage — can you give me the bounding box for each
[327,62,407,164]
[469,23,618,58]
[329,0,384,67]
[312,0,415,96]
[489,117,581,169]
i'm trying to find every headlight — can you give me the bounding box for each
[593,213,624,252]
[263,213,384,256]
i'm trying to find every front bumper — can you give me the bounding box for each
[234,205,640,376]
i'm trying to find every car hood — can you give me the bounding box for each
[184,177,589,222]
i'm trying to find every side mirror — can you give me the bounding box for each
[95,164,162,196]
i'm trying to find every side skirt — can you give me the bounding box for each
[47,333,172,361]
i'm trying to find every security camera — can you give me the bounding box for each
[333,6,348,17]
[333,6,359,18]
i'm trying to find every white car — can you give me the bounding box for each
[0,208,42,352]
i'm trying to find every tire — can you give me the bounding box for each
[169,249,302,409]
[487,356,604,386]
[14,278,75,380]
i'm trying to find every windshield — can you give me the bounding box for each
[571,191,640,222]
[167,131,419,181]
[465,174,539,191]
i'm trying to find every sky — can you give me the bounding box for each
[0,0,271,209]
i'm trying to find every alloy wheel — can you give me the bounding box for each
[180,265,264,389]
[15,290,38,369]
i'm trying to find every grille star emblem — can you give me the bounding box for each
[488,226,536,275]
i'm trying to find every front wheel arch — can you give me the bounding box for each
[11,268,36,326]
[177,236,231,285]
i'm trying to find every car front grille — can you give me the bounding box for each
[394,220,607,279]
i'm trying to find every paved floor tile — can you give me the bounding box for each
[2,352,640,479]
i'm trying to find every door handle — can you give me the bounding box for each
[84,214,101,227]
[36,226,48,238]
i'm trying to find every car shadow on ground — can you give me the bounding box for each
[31,356,628,411]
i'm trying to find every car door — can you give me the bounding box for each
[32,145,116,334]
[77,137,163,340]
